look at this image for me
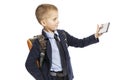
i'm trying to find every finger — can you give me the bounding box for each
[97,24,103,32]
[96,24,99,33]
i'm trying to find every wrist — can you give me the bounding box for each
[95,33,98,39]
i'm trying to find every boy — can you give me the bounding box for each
[25,4,102,80]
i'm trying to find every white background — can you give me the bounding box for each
[0,0,120,80]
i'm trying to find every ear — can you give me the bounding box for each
[41,20,46,26]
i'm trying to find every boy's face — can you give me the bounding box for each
[41,10,59,33]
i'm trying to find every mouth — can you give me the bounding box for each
[56,25,58,27]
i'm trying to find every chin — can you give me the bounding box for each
[53,28,57,30]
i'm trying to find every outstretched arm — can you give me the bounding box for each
[64,30,99,48]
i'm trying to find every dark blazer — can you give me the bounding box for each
[25,29,99,80]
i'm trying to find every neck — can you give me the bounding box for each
[43,28,56,33]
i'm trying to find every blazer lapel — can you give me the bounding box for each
[42,30,52,62]
[57,30,68,55]
[46,41,52,62]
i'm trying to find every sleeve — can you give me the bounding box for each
[64,30,99,48]
[25,39,44,80]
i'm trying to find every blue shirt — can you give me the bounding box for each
[44,30,62,72]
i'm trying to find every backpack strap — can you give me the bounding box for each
[62,31,68,47]
[36,35,47,68]
[27,34,47,68]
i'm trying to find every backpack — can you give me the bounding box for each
[27,35,47,68]
[27,31,67,68]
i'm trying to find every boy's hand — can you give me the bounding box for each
[95,24,103,38]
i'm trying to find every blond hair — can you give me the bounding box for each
[35,4,58,24]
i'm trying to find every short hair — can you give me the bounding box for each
[35,4,58,24]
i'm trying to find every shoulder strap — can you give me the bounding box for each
[36,35,47,52]
[36,35,47,68]
[62,31,68,47]
[27,34,47,68]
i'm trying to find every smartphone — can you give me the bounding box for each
[99,22,110,34]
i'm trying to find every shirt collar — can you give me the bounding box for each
[43,30,59,39]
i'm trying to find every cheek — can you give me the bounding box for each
[48,21,55,26]
[46,19,56,27]
[47,20,52,24]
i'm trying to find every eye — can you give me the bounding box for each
[53,18,56,21]
[53,17,58,21]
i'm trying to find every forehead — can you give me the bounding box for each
[46,10,58,18]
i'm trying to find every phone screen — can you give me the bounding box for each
[99,22,110,34]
